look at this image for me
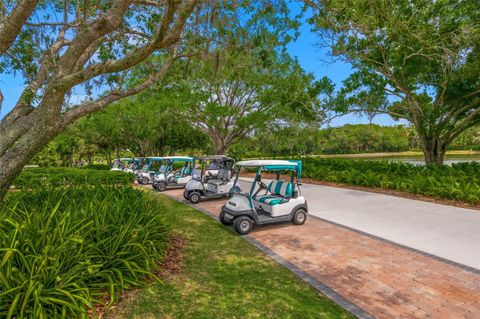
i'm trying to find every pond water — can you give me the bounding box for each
[337,153,480,165]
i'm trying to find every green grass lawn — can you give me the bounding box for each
[107,194,352,319]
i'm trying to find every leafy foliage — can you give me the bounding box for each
[152,38,330,154]
[80,164,110,170]
[230,124,413,157]
[309,0,480,164]
[12,168,133,189]
[302,158,480,203]
[0,186,170,318]
[73,94,211,158]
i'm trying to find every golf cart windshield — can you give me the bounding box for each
[131,159,144,170]
[150,161,163,172]
[192,167,202,180]
[206,161,221,170]
[193,156,235,181]
[112,159,121,169]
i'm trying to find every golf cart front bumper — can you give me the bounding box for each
[221,205,253,223]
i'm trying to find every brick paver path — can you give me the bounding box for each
[156,188,480,319]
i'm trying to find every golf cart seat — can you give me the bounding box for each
[173,165,190,177]
[180,166,191,176]
[254,180,293,206]
[207,168,231,186]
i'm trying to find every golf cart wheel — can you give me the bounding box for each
[140,177,149,185]
[219,211,232,226]
[188,191,201,204]
[292,208,307,225]
[234,216,253,235]
[157,181,167,192]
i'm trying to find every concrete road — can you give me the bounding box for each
[300,183,480,270]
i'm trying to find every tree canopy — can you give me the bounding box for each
[0,0,302,200]
[309,0,480,164]
[153,45,330,154]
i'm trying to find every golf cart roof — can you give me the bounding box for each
[237,160,297,169]
[237,159,302,180]
[145,156,163,160]
[196,155,234,161]
[119,158,133,161]
[162,156,193,161]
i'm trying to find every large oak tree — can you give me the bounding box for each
[309,0,480,164]
[0,0,202,200]
[155,47,331,154]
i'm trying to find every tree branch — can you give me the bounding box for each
[61,56,178,126]
[59,0,197,89]
[0,0,39,55]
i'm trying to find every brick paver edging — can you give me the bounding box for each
[309,215,480,276]
[155,190,373,319]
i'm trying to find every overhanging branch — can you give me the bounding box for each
[0,0,39,55]
[61,56,178,126]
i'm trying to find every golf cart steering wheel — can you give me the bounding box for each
[259,181,268,189]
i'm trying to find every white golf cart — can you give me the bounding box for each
[110,158,133,171]
[220,160,308,235]
[136,157,164,185]
[124,157,145,174]
[152,156,194,191]
[183,155,235,204]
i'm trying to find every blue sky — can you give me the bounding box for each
[0,12,405,127]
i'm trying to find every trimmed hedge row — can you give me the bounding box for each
[80,164,111,170]
[13,167,133,189]
[0,186,169,318]
[302,158,480,203]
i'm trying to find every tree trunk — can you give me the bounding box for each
[87,154,93,165]
[215,142,228,155]
[105,151,112,166]
[420,136,447,165]
[0,122,57,201]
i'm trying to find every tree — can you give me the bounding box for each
[74,92,210,158]
[0,0,201,200]
[158,47,330,154]
[309,0,480,164]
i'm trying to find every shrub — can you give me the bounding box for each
[0,186,169,318]
[302,158,480,204]
[81,164,111,170]
[13,168,133,189]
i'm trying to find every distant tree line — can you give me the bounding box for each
[31,109,480,166]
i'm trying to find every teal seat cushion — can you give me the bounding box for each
[255,195,283,206]
[179,166,191,175]
[254,180,294,206]
[267,180,293,197]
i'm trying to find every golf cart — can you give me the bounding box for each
[124,157,145,174]
[136,157,164,184]
[183,155,236,204]
[220,160,307,235]
[110,158,133,171]
[152,156,194,191]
